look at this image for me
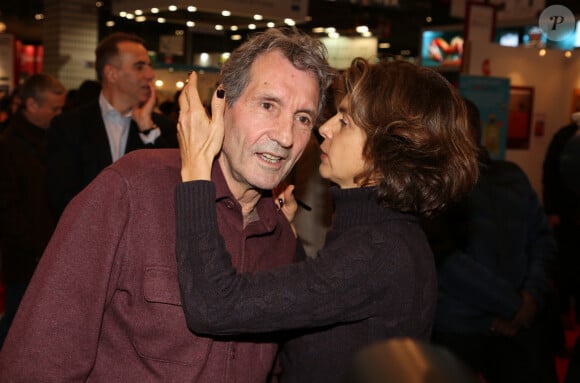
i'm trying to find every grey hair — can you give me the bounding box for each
[220,27,336,123]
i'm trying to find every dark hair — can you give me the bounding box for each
[338,58,479,217]
[95,32,145,82]
[220,27,336,123]
[20,73,66,107]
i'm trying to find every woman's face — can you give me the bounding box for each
[318,97,368,188]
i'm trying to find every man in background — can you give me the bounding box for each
[0,73,66,347]
[47,32,178,217]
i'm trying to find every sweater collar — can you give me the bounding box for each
[330,186,417,230]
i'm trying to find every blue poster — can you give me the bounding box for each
[459,75,510,160]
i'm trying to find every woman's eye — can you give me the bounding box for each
[339,118,347,127]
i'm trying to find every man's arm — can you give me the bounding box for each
[0,169,129,381]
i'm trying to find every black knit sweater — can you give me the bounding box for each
[175,183,437,383]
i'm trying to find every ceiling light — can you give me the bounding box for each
[119,11,127,17]
[157,17,166,23]
[222,10,231,16]
[106,20,115,27]
[312,27,325,33]
[155,80,164,87]
[175,30,184,36]
[34,13,45,20]
[221,52,231,60]
[426,16,433,23]
[231,34,242,41]
[187,6,197,12]
[565,50,573,58]
[176,81,185,89]
[379,42,391,49]
[135,9,143,15]
[125,13,135,20]
[215,24,224,31]
[267,22,275,28]
[248,23,256,30]
[151,8,159,14]
[230,25,239,31]
[136,16,146,22]
[538,48,547,56]
[284,18,295,26]
[356,26,369,34]
[254,14,263,20]
[168,5,177,12]
[95,1,103,7]
[186,21,195,27]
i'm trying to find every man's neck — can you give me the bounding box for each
[218,156,263,228]
[101,88,134,115]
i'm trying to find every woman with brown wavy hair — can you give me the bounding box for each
[175,58,479,383]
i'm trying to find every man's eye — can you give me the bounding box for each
[261,102,272,110]
[297,115,312,127]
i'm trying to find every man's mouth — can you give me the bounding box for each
[258,152,283,164]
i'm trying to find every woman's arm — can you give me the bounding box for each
[175,181,389,336]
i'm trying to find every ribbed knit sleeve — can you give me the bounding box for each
[174,185,429,336]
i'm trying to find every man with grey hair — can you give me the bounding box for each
[0,73,66,347]
[0,28,334,382]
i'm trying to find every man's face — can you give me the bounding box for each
[108,41,154,108]
[219,50,320,197]
[26,91,66,129]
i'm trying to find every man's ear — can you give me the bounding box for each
[25,97,38,112]
[103,64,117,82]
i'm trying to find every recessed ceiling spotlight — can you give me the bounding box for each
[151,8,159,14]
[215,24,224,31]
[168,5,177,12]
[426,16,433,23]
[230,25,239,31]
[34,13,45,20]
[119,11,127,17]
[157,17,166,23]
[222,10,231,17]
[135,9,143,16]
[106,20,115,27]
[284,18,295,26]
[379,42,391,49]
[248,23,257,30]
[136,16,146,22]
[125,13,135,20]
[267,22,275,28]
[254,14,263,20]
[565,50,573,58]
[95,1,103,7]
[187,6,197,12]
[539,48,547,56]
[356,26,369,34]
[186,21,195,27]
[155,80,164,87]
[231,34,242,41]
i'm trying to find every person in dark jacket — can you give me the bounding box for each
[427,98,559,383]
[0,73,66,347]
[542,117,580,323]
[174,58,480,382]
[47,32,178,218]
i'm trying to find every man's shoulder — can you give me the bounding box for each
[52,101,101,127]
[109,148,181,176]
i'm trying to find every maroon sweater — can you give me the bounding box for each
[0,149,296,382]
